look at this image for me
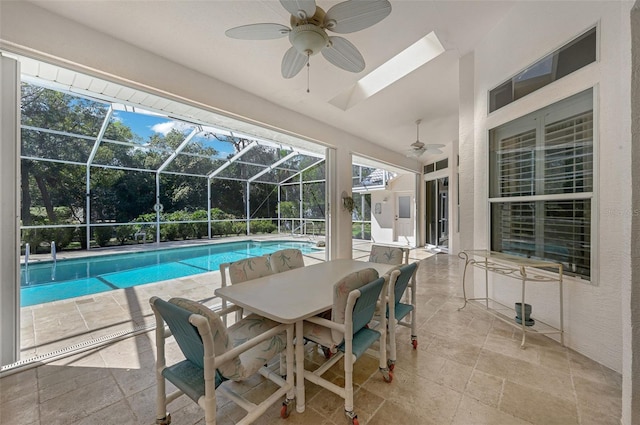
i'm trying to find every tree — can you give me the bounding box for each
[21,83,108,225]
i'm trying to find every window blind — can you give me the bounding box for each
[497,129,536,197]
[489,89,593,279]
[544,111,593,194]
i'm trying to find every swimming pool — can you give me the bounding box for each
[20,240,321,307]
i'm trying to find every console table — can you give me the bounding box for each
[458,250,564,348]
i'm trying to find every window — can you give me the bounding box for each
[489,89,593,279]
[489,27,596,113]
[424,159,448,175]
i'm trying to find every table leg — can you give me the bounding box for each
[295,320,305,413]
[520,271,527,349]
[458,252,471,310]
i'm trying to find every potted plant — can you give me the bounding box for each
[342,192,355,214]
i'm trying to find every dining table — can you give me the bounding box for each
[214,258,396,413]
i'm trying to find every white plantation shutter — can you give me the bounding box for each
[543,111,593,195]
[489,89,593,279]
[497,129,536,197]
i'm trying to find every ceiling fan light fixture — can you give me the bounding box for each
[289,24,329,56]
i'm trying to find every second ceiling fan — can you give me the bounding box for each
[225,0,392,79]
[407,119,445,157]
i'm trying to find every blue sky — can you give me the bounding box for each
[119,112,164,140]
[112,110,235,156]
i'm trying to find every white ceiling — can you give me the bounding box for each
[27,0,514,160]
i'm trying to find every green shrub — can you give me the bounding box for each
[161,222,179,241]
[43,227,75,250]
[251,220,276,234]
[210,208,228,220]
[22,229,45,254]
[134,213,157,242]
[210,208,236,236]
[23,221,76,252]
[164,210,192,240]
[115,225,135,245]
[277,201,297,218]
[211,220,233,236]
[94,226,113,247]
[231,221,247,235]
[191,210,208,238]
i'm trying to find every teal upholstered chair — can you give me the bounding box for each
[269,248,305,272]
[368,244,409,265]
[302,268,392,425]
[150,297,294,425]
[385,261,419,371]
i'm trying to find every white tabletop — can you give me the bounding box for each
[214,259,396,324]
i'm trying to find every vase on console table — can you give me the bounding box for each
[515,302,535,326]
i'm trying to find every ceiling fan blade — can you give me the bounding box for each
[225,23,290,40]
[280,0,317,20]
[426,143,445,149]
[282,46,308,78]
[321,36,365,73]
[425,148,443,155]
[324,0,392,34]
[406,148,425,158]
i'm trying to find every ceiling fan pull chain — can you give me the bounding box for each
[306,52,311,93]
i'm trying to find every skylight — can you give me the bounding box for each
[329,31,445,110]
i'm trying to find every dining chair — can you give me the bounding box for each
[219,255,274,323]
[385,261,419,371]
[302,268,392,425]
[226,255,274,284]
[150,296,294,425]
[368,244,409,265]
[268,248,307,371]
[269,248,305,272]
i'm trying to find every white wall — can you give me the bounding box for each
[370,173,416,245]
[371,191,395,243]
[626,3,640,423]
[464,1,632,373]
[0,55,20,365]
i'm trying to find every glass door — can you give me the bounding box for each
[425,177,449,250]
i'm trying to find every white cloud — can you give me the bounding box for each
[151,121,176,135]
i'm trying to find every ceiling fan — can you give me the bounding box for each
[407,119,445,157]
[225,0,392,80]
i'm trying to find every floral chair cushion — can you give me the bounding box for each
[168,297,237,375]
[369,244,406,265]
[169,298,286,381]
[269,249,305,273]
[226,313,287,380]
[326,268,379,346]
[304,268,380,347]
[228,255,273,284]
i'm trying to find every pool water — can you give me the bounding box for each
[20,240,321,307]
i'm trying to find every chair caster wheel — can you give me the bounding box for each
[281,399,294,418]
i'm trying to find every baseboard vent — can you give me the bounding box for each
[1,298,222,378]
[0,323,155,378]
